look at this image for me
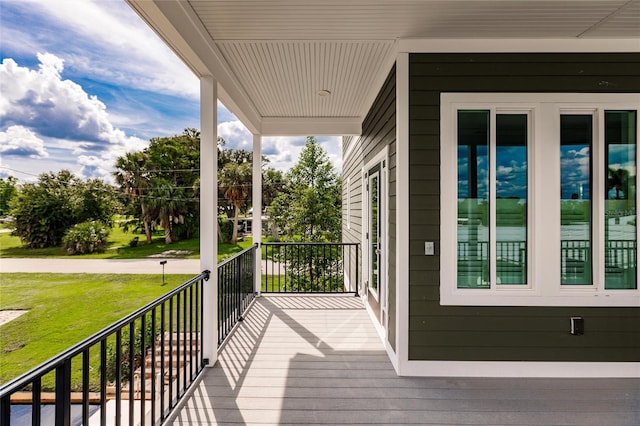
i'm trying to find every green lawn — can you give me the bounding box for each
[0,224,258,386]
[0,225,254,260]
[0,273,194,386]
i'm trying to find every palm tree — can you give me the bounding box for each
[146,179,184,244]
[113,152,153,244]
[608,167,630,200]
[219,161,252,244]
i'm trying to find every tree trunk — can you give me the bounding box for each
[162,216,172,244]
[231,204,240,244]
[217,219,227,244]
[141,204,153,244]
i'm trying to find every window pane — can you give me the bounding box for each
[605,111,637,290]
[457,111,489,288]
[560,115,593,285]
[496,114,528,284]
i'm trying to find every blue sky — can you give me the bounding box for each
[0,0,341,183]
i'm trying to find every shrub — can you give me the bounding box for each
[218,216,233,243]
[63,221,110,255]
[129,236,139,247]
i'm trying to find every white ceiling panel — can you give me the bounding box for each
[128,0,639,135]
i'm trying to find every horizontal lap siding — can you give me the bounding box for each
[343,65,397,350]
[408,53,640,362]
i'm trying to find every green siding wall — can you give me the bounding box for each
[343,65,397,350]
[409,53,640,362]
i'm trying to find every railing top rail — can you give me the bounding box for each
[0,270,210,398]
[218,243,258,269]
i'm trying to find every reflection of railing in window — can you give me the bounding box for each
[457,241,527,287]
[459,240,637,288]
[559,240,636,287]
[561,240,591,284]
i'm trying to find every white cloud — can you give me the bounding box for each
[18,0,199,99]
[0,125,48,158]
[1,54,146,148]
[0,54,147,183]
[218,120,253,151]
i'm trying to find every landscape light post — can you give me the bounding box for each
[160,260,167,285]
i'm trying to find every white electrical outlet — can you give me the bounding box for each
[425,241,435,256]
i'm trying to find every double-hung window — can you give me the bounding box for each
[441,93,640,306]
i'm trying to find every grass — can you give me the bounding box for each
[0,273,194,386]
[0,221,259,386]
[0,224,254,260]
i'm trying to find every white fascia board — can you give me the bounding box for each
[400,361,640,378]
[357,41,399,121]
[398,38,640,53]
[260,117,361,136]
[127,0,262,134]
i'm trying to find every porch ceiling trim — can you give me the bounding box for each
[399,38,640,53]
[261,117,361,137]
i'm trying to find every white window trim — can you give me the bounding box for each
[441,93,640,307]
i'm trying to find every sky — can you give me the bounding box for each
[0,0,342,184]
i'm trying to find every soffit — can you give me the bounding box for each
[129,0,640,135]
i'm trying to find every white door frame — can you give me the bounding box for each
[362,147,390,332]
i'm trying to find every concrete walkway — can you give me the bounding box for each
[0,258,202,274]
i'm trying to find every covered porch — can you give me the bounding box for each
[170,295,639,425]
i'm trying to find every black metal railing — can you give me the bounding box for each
[262,242,359,294]
[218,244,257,345]
[0,271,210,426]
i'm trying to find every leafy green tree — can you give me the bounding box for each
[0,176,18,217]
[262,168,286,238]
[268,136,341,241]
[145,128,200,242]
[9,170,119,248]
[73,178,120,225]
[114,129,200,244]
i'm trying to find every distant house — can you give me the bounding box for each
[127,0,639,377]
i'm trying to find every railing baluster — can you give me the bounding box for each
[115,331,122,426]
[140,314,146,426]
[182,289,187,396]
[160,302,166,420]
[128,322,134,426]
[100,340,107,425]
[151,308,157,426]
[82,349,89,426]
[168,297,174,408]
[55,358,71,426]
[32,377,41,426]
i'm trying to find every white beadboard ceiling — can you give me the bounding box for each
[128,0,640,135]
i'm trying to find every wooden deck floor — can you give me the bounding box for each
[169,295,639,425]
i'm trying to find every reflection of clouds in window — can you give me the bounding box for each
[561,145,591,199]
[496,146,527,199]
[608,144,636,177]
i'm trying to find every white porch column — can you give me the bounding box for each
[200,76,218,366]
[252,133,263,294]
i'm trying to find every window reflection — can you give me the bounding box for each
[605,111,637,290]
[560,115,593,285]
[457,111,489,288]
[496,114,527,285]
